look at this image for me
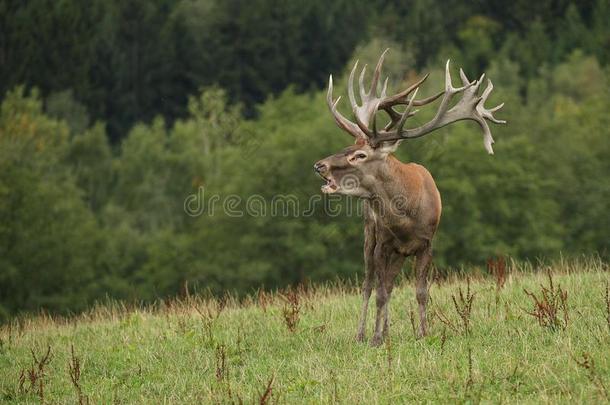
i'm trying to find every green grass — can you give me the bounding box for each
[1,257,609,404]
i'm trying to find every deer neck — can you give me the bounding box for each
[364,155,404,195]
[364,155,419,218]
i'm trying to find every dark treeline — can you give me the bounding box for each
[2,0,608,139]
[1,0,371,139]
[0,0,609,319]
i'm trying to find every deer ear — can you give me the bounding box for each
[377,140,401,154]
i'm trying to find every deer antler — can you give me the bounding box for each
[326,49,506,154]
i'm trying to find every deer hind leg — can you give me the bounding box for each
[382,253,405,338]
[415,244,433,338]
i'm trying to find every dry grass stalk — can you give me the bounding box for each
[280,288,301,333]
[440,328,448,355]
[330,371,339,402]
[487,256,507,295]
[466,347,474,389]
[435,277,474,334]
[435,307,460,334]
[196,301,224,345]
[19,345,53,402]
[215,344,228,382]
[452,278,475,334]
[434,279,475,335]
[523,270,569,331]
[573,352,608,400]
[604,281,610,332]
[409,307,418,339]
[68,344,89,405]
[385,335,393,371]
[257,290,270,313]
[258,375,275,404]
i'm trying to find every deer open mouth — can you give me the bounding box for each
[319,173,338,193]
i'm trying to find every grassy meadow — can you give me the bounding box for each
[1,257,609,404]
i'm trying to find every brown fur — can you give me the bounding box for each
[315,143,441,346]
[318,49,504,346]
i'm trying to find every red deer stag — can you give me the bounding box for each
[314,50,505,346]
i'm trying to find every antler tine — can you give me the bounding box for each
[395,87,419,134]
[347,51,394,139]
[382,108,417,131]
[378,73,429,109]
[459,68,470,86]
[326,74,366,139]
[354,108,374,138]
[371,60,505,153]
[325,50,506,152]
[378,84,444,133]
[469,73,486,96]
[357,49,434,138]
[475,79,506,154]
[458,68,484,89]
[347,60,375,137]
[479,115,495,154]
[369,48,389,97]
[381,77,388,98]
[478,79,506,124]
[404,60,471,134]
[358,65,367,102]
[348,61,359,109]
[445,59,453,90]
[372,109,378,135]
[446,60,475,93]
[326,74,335,107]
[412,91,444,106]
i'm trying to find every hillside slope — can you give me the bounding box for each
[1,259,609,403]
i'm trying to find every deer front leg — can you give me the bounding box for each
[415,245,433,338]
[371,244,397,347]
[356,203,376,342]
[356,264,374,342]
[371,235,389,347]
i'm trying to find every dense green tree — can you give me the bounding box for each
[66,123,113,212]
[1,1,610,317]
[1,0,373,138]
[1,0,606,140]
[591,0,610,64]
[0,88,100,318]
[45,90,90,135]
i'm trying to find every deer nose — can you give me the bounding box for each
[314,162,327,173]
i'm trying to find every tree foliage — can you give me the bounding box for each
[0,1,609,318]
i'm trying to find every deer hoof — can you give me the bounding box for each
[370,335,383,347]
[355,332,366,343]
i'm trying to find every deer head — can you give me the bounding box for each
[314,49,505,196]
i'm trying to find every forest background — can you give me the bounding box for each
[0,0,608,319]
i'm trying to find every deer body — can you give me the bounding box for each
[361,158,441,252]
[317,147,441,345]
[315,49,504,346]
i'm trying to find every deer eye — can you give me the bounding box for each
[356,153,367,159]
